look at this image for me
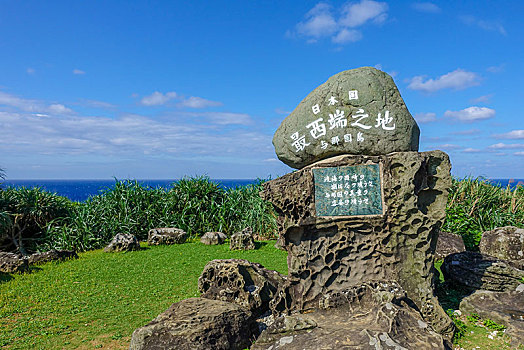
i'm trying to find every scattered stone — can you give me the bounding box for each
[26,249,78,264]
[272,67,420,169]
[0,251,28,273]
[479,226,524,269]
[147,228,188,245]
[252,282,449,350]
[460,289,524,347]
[129,297,255,350]
[230,227,255,250]
[435,231,466,260]
[200,231,227,245]
[198,259,286,317]
[104,233,140,253]
[442,252,524,292]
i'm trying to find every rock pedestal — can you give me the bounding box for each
[261,150,454,337]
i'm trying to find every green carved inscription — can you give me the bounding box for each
[313,164,383,217]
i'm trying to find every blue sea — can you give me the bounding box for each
[0,179,258,202]
[1,178,522,202]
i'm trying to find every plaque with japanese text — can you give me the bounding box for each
[313,164,383,217]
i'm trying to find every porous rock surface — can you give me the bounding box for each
[147,227,188,245]
[129,297,254,350]
[252,282,448,350]
[104,233,140,252]
[0,251,28,273]
[200,231,227,245]
[442,251,524,292]
[479,226,524,269]
[230,227,256,250]
[261,151,454,337]
[26,249,78,264]
[273,67,420,169]
[198,259,286,317]
[460,289,524,347]
[435,231,466,260]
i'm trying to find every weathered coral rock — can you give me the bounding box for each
[460,290,524,347]
[104,233,140,252]
[230,227,256,250]
[198,259,286,317]
[0,251,28,273]
[200,231,227,245]
[442,251,524,292]
[479,226,524,269]
[26,249,78,264]
[147,227,188,245]
[261,151,454,337]
[252,282,449,350]
[273,67,420,169]
[129,297,254,350]
[435,231,466,260]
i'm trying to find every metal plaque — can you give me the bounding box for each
[313,164,383,217]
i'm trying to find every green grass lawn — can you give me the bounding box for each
[0,241,288,349]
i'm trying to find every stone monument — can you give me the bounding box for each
[260,67,454,345]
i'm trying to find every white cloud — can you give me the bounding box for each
[26,68,35,75]
[48,104,74,114]
[201,112,252,125]
[340,0,388,27]
[463,148,482,153]
[73,69,85,75]
[140,91,177,106]
[488,143,524,150]
[82,99,116,109]
[178,96,223,109]
[444,106,495,122]
[414,112,436,123]
[407,69,480,93]
[451,128,481,135]
[438,144,462,150]
[470,94,492,104]
[461,15,506,35]
[275,108,291,115]
[515,152,524,156]
[486,64,505,73]
[411,2,441,13]
[494,130,524,140]
[291,1,387,45]
[0,91,74,115]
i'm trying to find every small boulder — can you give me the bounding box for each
[26,249,78,264]
[460,289,524,347]
[442,251,524,292]
[200,231,227,245]
[104,233,140,252]
[147,228,188,245]
[435,231,466,260]
[129,297,255,350]
[479,226,524,269]
[0,252,28,273]
[230,227,255,250]
[198,259,286,317]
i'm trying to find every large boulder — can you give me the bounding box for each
[479,226,524,269]
[198,259,286,317]
[253,282,449,350]
[442,251,524,292]
[435,231,466,260]
[273,67,420,169]
[0,252,28,273]
[104,233,140,253]
[230,227,256,250]
[129,297,255,350]
[147,228,188,245]
[200,231,227,245]
[26,249,78,264]
[460,290,524,347]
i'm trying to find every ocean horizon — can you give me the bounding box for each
[1,178,523,202]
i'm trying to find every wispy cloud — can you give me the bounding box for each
[290,1,388,45]
[488,143,524,150]
[81,99,117,109]
[470,94,492,104]
[26,68,36,75]
[486,64,505,73]
[0,91,74,115]
[515,152,524,156]
[140,91,178,106]
[462,148,482,153]
[177,96,222,109]
[407,69,480,93]
[493,130,524,140]
[411,2,441,14]
[438,144,462,150]
[73,69,86,75]
[444,106,495,122]
[451,128,481,135]
[460,15,506,35]
[414,112,436,123]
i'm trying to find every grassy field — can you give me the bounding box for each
[0,241,288,349]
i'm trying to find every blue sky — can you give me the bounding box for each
[0,1,522,179]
